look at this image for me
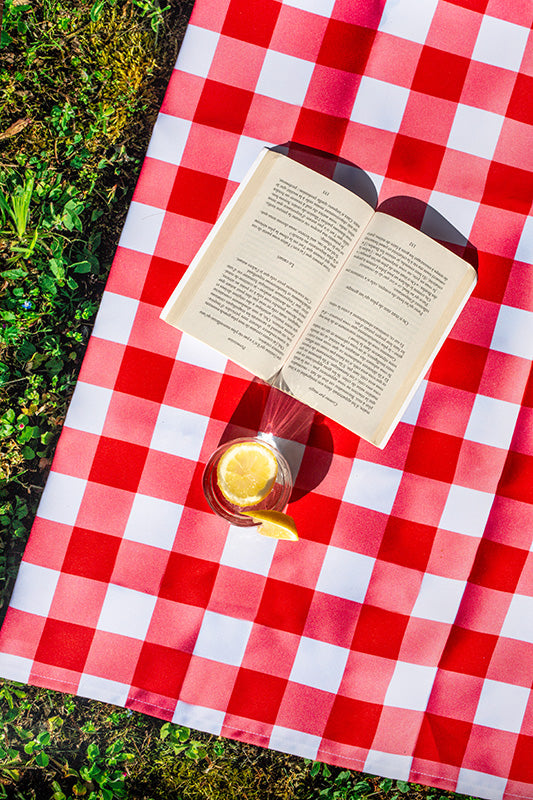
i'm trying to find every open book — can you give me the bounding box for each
[161,148,477,448]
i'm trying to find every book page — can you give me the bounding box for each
[282,212,476,446]
[161,150,374,380]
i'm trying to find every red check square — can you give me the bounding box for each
[317,20,375,74]
[35,619,94,672]
[445,0,488,10]
[289,492,340,545]
[510,735,533,783]
[506,74,533,126]
[159,552,219,607]
[387,135,445,190]
[167,167,228,223]
[404,428,463,483]
[194,80,254,135]
[293,108,348,155]
[468,539,528,593]
[412,47,470,102]
[114,347,175,404]
[221,0,280,48]
[141,256,188,308]
[415,713,472,767]
[227,668,286,724]
[255,579,314,636]
[499,453,533,505]
[210,374,266,428]
[429,339,488,394]
[62,528,121,583]
[323,695,382,748]
[474,253,513,304]
[439,628,498,678]
[89,437,149,493]
[351,605,409,660]
[132,642,191,697]
[379,517,435,572]
[483,162,533,216]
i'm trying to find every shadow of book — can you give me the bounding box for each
[274,140,478,272]
[378,196,479,272]
[272,140,379,209]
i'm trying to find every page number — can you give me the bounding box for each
[408,241,416,248]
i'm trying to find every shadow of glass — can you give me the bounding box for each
[219,378,333,502]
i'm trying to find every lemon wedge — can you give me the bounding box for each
[216,441,278,507]
[242,510,299,541]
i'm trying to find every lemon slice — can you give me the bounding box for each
[216,441,278,506]
[242,510,299,541]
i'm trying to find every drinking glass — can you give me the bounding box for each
[202,434,293,526]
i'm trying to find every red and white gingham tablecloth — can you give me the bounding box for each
[1,2,533,798]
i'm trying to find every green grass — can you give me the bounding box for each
[0,1,478,797]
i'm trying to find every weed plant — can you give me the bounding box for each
[0,0,479,797]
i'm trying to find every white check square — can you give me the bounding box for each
[412,574,466,624]
[501,594,533,644]
[0,653,32,684]
[78,675,130,706]
[256,51,314,106]
[343,460,402,515]
[176,24,219,77]
[378,0,438,44]
[9,563,59,617]
[92,291,139,346]
[401,380,427,426]
[37,472,86,527]
[365,751,412,782]
[351,77,409,133]
[465,394,520,450]
[119,201,165,255]
[472,16,529,72]
[426,192,478,243]
[193,611,252,667]
[283,0,335,16]
[269,727,321,760]
[64,381,113,436]
[439,485,494,538]
[289,637,349,694]
[516,216,533,265]
[316,546,374,603]
[124,494,183,550]
[473,678,529,733]
[229,137,273,183]
[491,305,533,361]
[147,113,192,166]
[98,584,156,640]
[173,700,226,736]
[384,661,437,711]
[457,769,506,800]
[176,333,228,373]
[220,526,276,576]
[448,105,504,160]
[150,405,209,461]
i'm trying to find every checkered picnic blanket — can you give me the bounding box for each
[2,1,533,798]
